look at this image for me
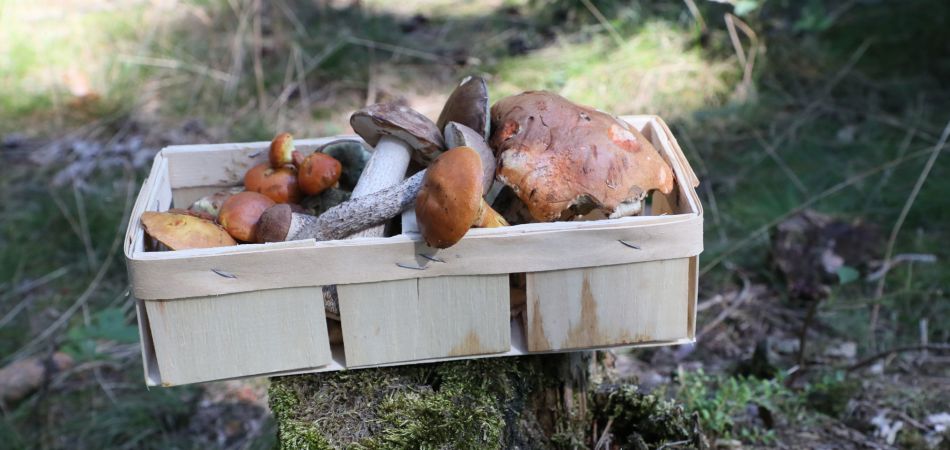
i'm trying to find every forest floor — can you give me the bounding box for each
[1,0,948,448]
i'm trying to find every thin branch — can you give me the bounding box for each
[870,118,950,343]
[701,145,936,276]
[847,344,950,373]
[0,267,71,329]
[580,0,624,47]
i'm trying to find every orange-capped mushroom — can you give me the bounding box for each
[415,146,508,249]
[269,132,295,168]
[141,211,236,250]
[245,163,301,204]
[298,152,342,196]
[218,191,276,242]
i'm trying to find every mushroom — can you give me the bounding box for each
[245,133,303,204]
[245,164,301,204]
[490,91,675,222]
[436,75,490,140]
[415,146,508,249]
[218,191,276,242]
[188,187,243,219]
[257,170,426,243]
[318,139,370,191]
[297,152,342,196]
[348,103,444,238]
[402,77,490,234]
[141,211,237,250]
[257,132,498,244]
[444,122,495,197]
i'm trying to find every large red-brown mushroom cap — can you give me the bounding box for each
[490,91,675,222]
[415,146,507,249]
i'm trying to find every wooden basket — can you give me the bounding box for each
[124,115,703,386]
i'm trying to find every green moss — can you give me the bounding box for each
[268,356,570,449]
[591,384,699,448]
[270,355,707,449]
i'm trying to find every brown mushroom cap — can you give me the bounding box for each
[490,91,675,222]
[244,163,301,204]
[415,146,508,248]
[444,121,496,196]
[436,76,490,141]
[269,133,295,168]
[219,191,276,242]
[141,211,236,250]
[349,103,445,164]
[298,152,342,196]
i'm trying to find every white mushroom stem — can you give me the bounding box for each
[401,209,419,234]
[321,135,413,317]
[286,171,425,241]
[347,135,412,237]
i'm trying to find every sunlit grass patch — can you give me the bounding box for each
[492,21,736,117]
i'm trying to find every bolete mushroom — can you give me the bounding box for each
[218,191,276,242]
[490,91,675,222]
[258,135,498,244]
[415,146,508,249]
[318,139,370,190]
[141,211,236,250]
[297,152,342,196]
[188,187,243,219]
[257,170,426,243]
[348,103,445,238]
[436,75,490,140]
[245,133,303,204]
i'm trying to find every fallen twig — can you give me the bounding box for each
[0,266,71,329]
[697,273,752,339]
[580,0,624,47]
[847,344,950,373]
[870,118,950,346]
[866,253,937,282]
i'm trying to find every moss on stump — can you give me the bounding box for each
[269,354,705,449]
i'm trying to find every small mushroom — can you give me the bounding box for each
[188,187,243,219]
[415,146,508,249]
[218,191,276,242]
[245,133,304,203]
[318,139,370,191]
[490,91,675,222]
[297,152,342,196]
[245,164,301,204]
[141,211,236,250]
[269,132,295,168]
[437,76,490,140]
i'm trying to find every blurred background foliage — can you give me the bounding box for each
[0,0,948,448]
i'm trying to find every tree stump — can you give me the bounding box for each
[268,352,707,449]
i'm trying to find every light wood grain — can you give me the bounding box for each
[171,185,233,210]
[129,213,702,300]
[143,286,330,385]
[524,259,690,352]
[338,275,510,367]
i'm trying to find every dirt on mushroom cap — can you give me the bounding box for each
[490,91,675,222]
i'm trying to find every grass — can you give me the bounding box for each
[1,0,949,447]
